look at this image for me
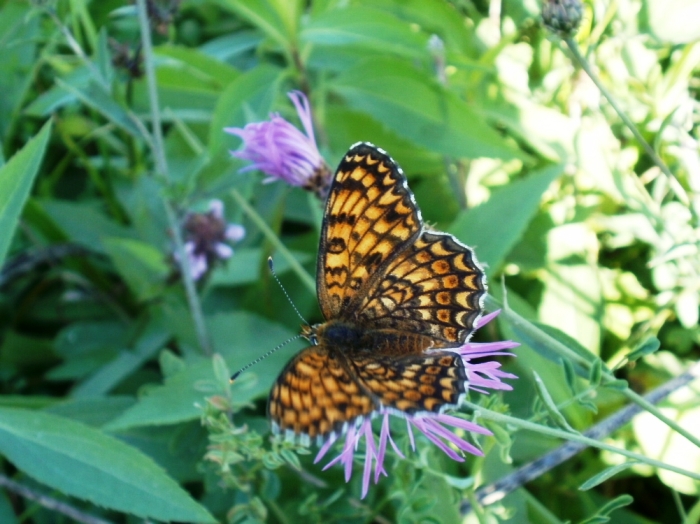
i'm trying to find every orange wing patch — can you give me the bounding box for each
[350,352,467,414]
[268,346,377,442]
[356,230,486,347]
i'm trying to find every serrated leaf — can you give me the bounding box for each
[451,164,564,273]
[579,462,641,491]
[0,120,52,268]
[0,408,215,523]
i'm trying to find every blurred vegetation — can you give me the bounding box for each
[0,0,699,523]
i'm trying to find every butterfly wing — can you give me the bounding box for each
[317,143,422,320]
[349,351,468,415]
[319,142,486,348]
[355,229,486,348]
[268,345,378,443]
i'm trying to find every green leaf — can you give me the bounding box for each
[451,164,564,273]
[510,319,598,381]
[102,237,170,301]
[45,397,135,427]
[71,317,170,397]
[0,1,40,141]
[627,337,661,362]
[563,358,577,394]
[604,379,629,390]
[219,0,299,51]
[579,462,641,491]
[0,490,17,524]
[589,358,602,387]
[0,120,52,268]
[0,408,215,523]
[332,57,520,161]
[56,78,141,137]
[105,312,296,430]
[533,371,575,432]
[600,494,635,514]
[40,199,136,253]
[156,46,240,87]
[302,7,428,59]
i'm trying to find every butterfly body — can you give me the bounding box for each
[269,143,486,445]
[312,320,435,356]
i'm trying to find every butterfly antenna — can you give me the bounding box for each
[267,256,308,326]
[230,334,302,382]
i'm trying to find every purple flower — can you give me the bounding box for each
[314,310,518,499]
[177,200,245,281]
[225,91,332,200]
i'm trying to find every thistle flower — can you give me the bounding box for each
[225,91,332,200]
[314,310,518,499]
[178,200,245,281]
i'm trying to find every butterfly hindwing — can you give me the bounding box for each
[268,345,378,442]
[348,351,468,415]
[355,230,486,347]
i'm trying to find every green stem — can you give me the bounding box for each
[564,37,689,206]
[465,401,700,482]
[135,0,211,355]
[486,294,700,449]
[231,189,316,295]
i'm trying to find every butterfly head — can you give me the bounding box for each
[301,323,320,345]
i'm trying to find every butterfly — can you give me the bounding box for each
[269,143,487,445]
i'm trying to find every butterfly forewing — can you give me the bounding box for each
[317,144,422,320]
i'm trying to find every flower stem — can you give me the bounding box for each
[462,360,700,512]
[487,294,700,449]
[230,189,316,295]
[136,0,211,355]
[465,400,700,482]
[564,36,689,206]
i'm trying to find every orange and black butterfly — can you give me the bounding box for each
[269,143,487,445]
